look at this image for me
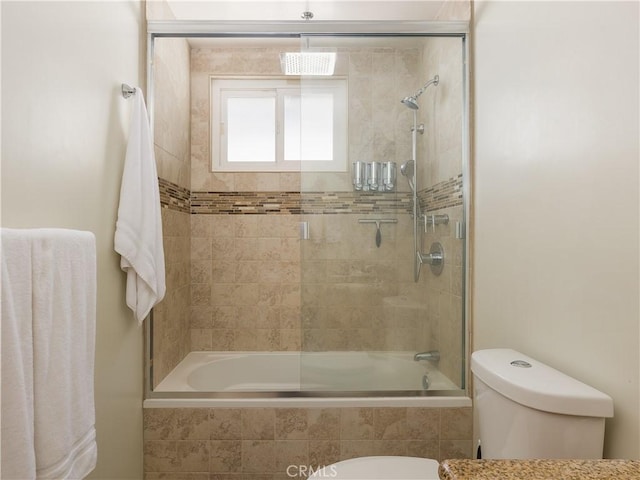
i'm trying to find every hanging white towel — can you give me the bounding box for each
[115,87,166,324]
[0,228,97,480]
[1,229,37,479]
[31,229,97,479]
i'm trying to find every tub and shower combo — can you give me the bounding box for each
[143,15,471,476]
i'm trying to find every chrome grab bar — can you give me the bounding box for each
[422,213,449,233]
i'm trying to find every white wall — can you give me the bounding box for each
[1,1,144,477]
[473,1,639,459]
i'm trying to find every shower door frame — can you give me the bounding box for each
[144,19,471,400]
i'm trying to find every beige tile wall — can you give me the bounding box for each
[190,44,421,194]
[190,214,303,352]
[398,205,465,387]
[152,35,192,387]
[399,36,465,387]
[144,406,472,478]
[188,211,439,355]
[187,43,437,354]
[153,38,465,377]
[146,32,469,479]
[419,36,464,190]
[301,214,426,352]
[155,37,191,191]
[154,208,192,387]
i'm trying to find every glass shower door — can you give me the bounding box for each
[298,33,467,393]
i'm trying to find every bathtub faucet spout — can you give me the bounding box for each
[414,351,440,362]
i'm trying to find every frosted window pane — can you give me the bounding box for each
[284,95,301,161]
[284,93,333,161]
[227,97,275,162]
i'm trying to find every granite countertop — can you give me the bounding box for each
[439,459,640,480]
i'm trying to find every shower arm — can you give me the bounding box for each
[412,75,440,102]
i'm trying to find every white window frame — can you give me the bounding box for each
[210,77,348,172]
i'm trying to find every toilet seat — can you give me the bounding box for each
[308,456,440,479]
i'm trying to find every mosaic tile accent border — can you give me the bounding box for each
[159,177,190,214]
[419,174,463,212]
[191,191,302,215]
[302,191,412,214]
[159,175,463,215]
[191,191,413,215]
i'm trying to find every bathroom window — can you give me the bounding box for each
[211,78,348,172]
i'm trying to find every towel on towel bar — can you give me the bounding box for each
[1,230,37,479]
[1,228,98,479]
[115,86,166,324]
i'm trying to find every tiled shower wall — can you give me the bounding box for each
[187,45,429,356]
[190,213,303,352]
[152,38,466,381]
[188,202,431,353]
[413,36,465,386]
[153,34,192,386]
[190,45,420,192]
[144,406,472,478]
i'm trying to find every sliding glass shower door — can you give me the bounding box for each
[298,34,467,393]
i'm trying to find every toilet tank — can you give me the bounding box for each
[472,349,614,460]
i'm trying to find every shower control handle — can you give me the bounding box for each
[419,251,443,265]
[420,248,444,265]
[418,242,444,276]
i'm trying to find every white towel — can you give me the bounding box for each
[115,87,166,324]
[31,229,97,479]
[1,229,37,479]
[1,228,97,480]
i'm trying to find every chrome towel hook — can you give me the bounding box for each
[121,83,136,99]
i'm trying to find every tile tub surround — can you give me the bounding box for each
[153,204,191,388]
[153,176,464,357]
[143,406,472,478]
[152,33,191,387]
[438,459,640,480]
[413,204,465,388]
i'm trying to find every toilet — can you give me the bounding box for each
[472,348,614,459]
[312,348,613,479]
[308,456,440,479]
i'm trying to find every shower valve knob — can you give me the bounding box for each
[418,242,445,276]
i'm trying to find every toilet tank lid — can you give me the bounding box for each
[471,349,613,418]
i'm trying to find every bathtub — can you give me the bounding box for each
[145,351,471,408]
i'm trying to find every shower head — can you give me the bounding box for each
[400,159,414,178]
[401,96,419,110]
[400,160,416,192]
[401,74,439,110]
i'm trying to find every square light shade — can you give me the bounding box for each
[280,52,336,76]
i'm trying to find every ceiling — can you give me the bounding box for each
[163,0,447,22]
[159,1,450,48]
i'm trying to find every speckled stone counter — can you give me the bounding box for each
[439,459,640,480]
